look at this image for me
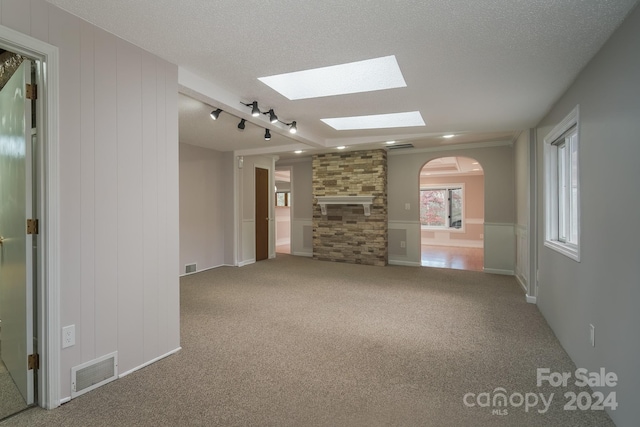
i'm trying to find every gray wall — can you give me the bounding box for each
[0,0,180,400]
[535,5,640,425]
[388,145,514,222]
[222,152,236,266]
[388,145,515,271]
[514,131,530,228]
[179,143,226,273]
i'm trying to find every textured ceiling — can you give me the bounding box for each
[47,0,638,156]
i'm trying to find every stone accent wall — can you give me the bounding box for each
[312,150,387,266]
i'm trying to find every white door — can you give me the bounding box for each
[0,59,35,405]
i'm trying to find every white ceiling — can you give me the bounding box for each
[420,157,483,177]
[48,0,638,158]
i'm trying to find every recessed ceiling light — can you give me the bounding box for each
[321,111,425,131]
[472,168,481,171]
[258,55,406,100]
[336,146,346,150]
[385,141,396,145]
[294,150,303,154]
[472,162,479,165]
[443,134,455,138]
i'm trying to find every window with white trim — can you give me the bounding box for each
[420,186,463,229]
[544,106,580,261]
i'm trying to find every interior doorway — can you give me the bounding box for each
[255,167,269,261]
[0,49,37,420]
[275,168,291,254]
[419,157,484,271]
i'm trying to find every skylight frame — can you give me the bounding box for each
[321,111,426,131]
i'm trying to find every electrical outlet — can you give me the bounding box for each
[400,241,406,248]
[62,325,75,348]
[404,203,410,210]
[590,324,595,347]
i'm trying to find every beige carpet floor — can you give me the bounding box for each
[0,357,27,421]
[1,255,614,426]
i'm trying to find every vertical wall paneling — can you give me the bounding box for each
[155,62,168,353]
[79,20,96,362]
[141,52,160,360]
[0,0,30,34]
[93,27,119,360]
[48,6,82,395]
[116,38,144,373]
[29,0,48,43]
[5,0,188,401]
[164,64,180,351]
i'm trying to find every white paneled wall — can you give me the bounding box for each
[0,0,180,400]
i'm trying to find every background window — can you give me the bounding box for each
[420,187,463,229]
[276,192,290,207]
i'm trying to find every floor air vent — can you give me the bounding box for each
[185,263,197,274]
[71,351,118,398]
[387,143,414,150]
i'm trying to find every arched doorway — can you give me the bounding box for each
[419,157,484,271]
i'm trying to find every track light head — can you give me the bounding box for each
[265,129,271,141]
[289,121,297,134]
[268,109,278,123]
[238,119,246,130]
[210,108,222,120]
[251,101,260,117]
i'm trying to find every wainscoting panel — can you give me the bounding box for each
[388,221,421,267]
[241,219,256,265]
[291,219,313,257]
[483,223,515,275]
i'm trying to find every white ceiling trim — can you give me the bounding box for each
[178,67,325,148]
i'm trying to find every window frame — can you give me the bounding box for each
[275,191,290,207]
[419,183,465,232]
[544,105,581,262]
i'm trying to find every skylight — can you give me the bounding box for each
[321,111,425,131]
[258,55,406,100]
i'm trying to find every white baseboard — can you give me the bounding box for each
[389,260,422,267]
[179,264,225,277]
[60,396,71,405]
[483,268,515,275]
[119,347,182,379]
[526,295,537,304]
[292,251,312,257]
[238,259,256,267]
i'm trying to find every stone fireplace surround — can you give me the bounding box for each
[312,150,387,266]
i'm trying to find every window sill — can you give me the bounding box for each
[421,225,465,233]
[544,239,580,262]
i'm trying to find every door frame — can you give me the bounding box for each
[254,167,270,261]
[0,24,61,410]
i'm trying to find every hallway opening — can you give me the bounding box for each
[419,156,484,271]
